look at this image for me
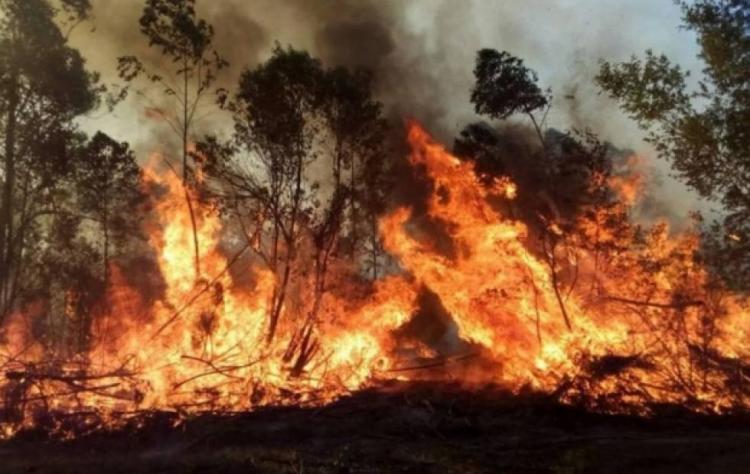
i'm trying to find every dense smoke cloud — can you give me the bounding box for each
[69,0,710,222]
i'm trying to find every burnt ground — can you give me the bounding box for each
[2,381,750,473]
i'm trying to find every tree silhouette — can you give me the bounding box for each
[199,46,388,355]
[118,0,227,281]
[459,48,634,330]
[75,132,145,289]
[471,48,550,144]
[319,65,388,262]
[0,0,102,324]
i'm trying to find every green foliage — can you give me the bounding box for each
[118,0,227,279]
[117,0,227,108]
[685,0,750,95]
[459,48,624,237]
[76,133,143,220]
[596,0,750,290]
[215,45,388,249]
[75,132,145,280]
[0,0,105,326]
[598,51,691,123]
[0,0,145,356]
[140,0,213,61]
[59,0,91,26]
[471,49,549,120]
[199,46,389,344]
[0,0,102,115]
[232,46,324,163]
[460,48,639,330]
[454,123,621,235]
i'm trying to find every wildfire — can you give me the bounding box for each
[1,122,749,437]
[608,153,646,206]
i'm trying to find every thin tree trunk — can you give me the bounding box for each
[3,172,29,320]
[267,255,291,343]
[267,191,281,341]
[545,236,572,330]
[271,201,280,268]
[182,61,200,280]
[103,207,109,290]
[0,69,19,321]
[350,153,357,260]
[526,110,546,152]
[267,153,304,344]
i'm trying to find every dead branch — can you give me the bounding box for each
[173,354,257,389]
[542,235,572,329]
[603,295,705,310]
[387,353,479,373]
[151,241,251,339]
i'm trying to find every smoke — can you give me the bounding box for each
[68,0,709,221]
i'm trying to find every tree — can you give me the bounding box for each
[318,66,388,262]
[226,46,324,346]
[200,46,388,363]
[35,209,102,356]
[0,0,102,324]
[459,49,633,330]
[118,0,227,280]
[357,142,391,280]
[75,132,144,289]
[471,49,550,145]
[596,0,750,289]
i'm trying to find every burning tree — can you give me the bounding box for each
[597,0,750,292]
[198,46,389,360]
[0,0,102,326]
[1,0,750,441]
[118,0,227,281]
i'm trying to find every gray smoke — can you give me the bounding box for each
[69,0,711,222]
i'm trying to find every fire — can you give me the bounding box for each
[609,153,646,206]
[2,122,749,436]
[381,124,627,388]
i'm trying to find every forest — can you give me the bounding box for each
[1,0,750,472]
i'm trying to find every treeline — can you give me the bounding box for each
[0,0,747,363]
[0,0,144,355]
[0,0,394,357]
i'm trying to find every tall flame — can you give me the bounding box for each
[2,122,749,436]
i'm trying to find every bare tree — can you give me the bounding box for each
[118,0,227,280]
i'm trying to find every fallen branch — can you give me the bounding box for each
[603,295,705,310]
[173,354,259,389]
[387,353,478,373]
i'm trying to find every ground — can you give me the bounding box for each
[2,382,750,473]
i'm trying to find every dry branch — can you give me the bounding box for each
[387,353,479,373]
[603,295,705,310]
[150,241,251,339]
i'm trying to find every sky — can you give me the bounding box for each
[70,0,713,223]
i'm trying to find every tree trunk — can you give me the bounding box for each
[349,153,357,260]
[267,153,304,344]
[0,69,19,321]
[544,236,572,330]
[267,254,291,343]
[182,61,201,280]
[103,206,109,290]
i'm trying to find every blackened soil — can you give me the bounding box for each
[2,381,750,473]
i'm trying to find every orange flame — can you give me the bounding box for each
[2,122,749,436]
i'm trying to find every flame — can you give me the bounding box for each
[609,154,646,206]
[1,122,749,436]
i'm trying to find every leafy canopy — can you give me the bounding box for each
[596,0,750,288]
[471,49,549,120]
